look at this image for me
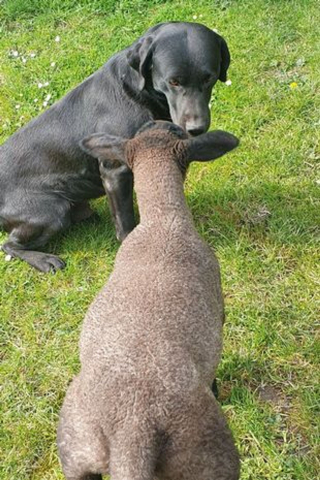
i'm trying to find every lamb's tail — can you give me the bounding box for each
[110,427,159,480]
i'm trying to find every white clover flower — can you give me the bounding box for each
[50,61,56,67]
[15,105,20,109]
[22,57,27,64]
[43,101,48,107]
[225,79,232,86]
[5,254,12,262]
[199,14,203,18]
[34,98,39,102]
[12,50,19,57]
[45,94,51,101]
[193,15,198,20]
[38,82,43,88]
[55,35,60,42]
[30,52,36,58]
[44,81,50,87]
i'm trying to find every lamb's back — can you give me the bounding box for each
[80,222,223,382]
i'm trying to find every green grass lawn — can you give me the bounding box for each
[0,0,319,478]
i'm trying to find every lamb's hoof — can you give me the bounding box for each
[211,379,219,399]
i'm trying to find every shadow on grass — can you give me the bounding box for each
[189,180,318,249]
[1,176,316,270]
[50,176,318,261]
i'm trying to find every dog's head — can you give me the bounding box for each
[127,22,230,137]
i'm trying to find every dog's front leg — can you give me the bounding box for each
[102,164,136,241]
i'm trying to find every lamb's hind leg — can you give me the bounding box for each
[57,377,109,480]
[159,394,239,480]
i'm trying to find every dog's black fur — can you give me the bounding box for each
[0,22,230,272]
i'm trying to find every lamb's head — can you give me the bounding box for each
[80,120,239,176]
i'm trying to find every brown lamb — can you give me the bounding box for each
[57,121,240,480]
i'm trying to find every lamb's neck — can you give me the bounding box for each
[133,154,192,227]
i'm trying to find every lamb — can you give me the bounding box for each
[57,120,240,480]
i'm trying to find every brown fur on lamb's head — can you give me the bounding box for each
[80,120,239,172]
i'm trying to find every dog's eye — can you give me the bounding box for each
[169,79,180,87]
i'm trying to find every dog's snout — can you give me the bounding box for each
[187,127,205,137]
[185,116,210,136]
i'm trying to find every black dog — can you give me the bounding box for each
[0,22,230,272]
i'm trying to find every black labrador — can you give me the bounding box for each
[0,22,230,272]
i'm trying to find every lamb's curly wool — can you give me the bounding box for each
[58,122,240,480]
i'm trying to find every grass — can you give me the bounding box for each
[0,0,319,478]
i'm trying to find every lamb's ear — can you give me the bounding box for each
[219,36,230,82]
[185,130,239,164]
[80,133,128,163]
[127,35,154,91]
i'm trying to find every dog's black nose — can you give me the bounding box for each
[187,127,205,136]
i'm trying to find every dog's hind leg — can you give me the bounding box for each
[70,202,95,224]
[2,219,69,272]
[1,197,72,272]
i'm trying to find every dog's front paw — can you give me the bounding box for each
[29,253,66,273]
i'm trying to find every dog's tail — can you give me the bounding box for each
[109,426,159,480]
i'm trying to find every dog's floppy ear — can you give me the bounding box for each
[219,37,230,82]
[127,35,154,91]
[80,133,128,163]
[184,130,239,164]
